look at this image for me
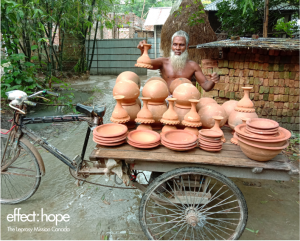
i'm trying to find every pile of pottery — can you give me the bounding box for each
[161,130,198,151]
[234,118,291,161]
[198,129,223,152]
[127,130,161,148]
[93,123,128,146]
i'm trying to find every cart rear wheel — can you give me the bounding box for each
[139,167,247,240]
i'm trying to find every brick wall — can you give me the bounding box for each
[198,48,300,131]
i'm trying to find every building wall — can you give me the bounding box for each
[199,47,300,131]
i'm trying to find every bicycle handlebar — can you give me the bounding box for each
[45,90,59,97]
[28,90,59,99]
[23,100,37,106]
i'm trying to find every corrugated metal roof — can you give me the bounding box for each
[204,0,298,11]
[144,7,172,26]
[196,38,300,50]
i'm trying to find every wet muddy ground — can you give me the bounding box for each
[1,71,299,240]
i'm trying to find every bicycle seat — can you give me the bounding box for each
[76,103,106,117]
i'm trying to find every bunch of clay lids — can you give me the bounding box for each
[127,130,160,148]
[161,130,198,151]
[93,123,128,146]
[234,118,291,161]
[198,129,223,152]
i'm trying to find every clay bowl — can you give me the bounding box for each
[93,123,128,138]
[127,130,160,144]
[246,125,279,135]
[162,142,197,151]
[128,138,160,146]
[93,134,127,143]
[236,136,289,162]
[93,138,126,146]
[198,134,222,143]
[127,140,160,149]
[198,129,223,139]
[235,124,291,142]
[199,145,222,152]
[161,130,198,145]
[235,133,286,148]
[161,139,197,148]
[93,131,128,140]
[246,118,279,130]
[198,139,223,147]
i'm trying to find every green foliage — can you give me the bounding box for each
[274,17,299,37]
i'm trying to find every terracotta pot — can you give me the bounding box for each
[135,97,155,124]
[199,145,222,152]
[198,103,227,128]
[235,87,255,112]
[246,125,278,135]
[182,99,202,127]
[122,103,140,128]
[228,110,258,131]
[93,138,126,146]
[236,133,286,147]
[196,97,217,112]
[93,123,128,137]
[135,44,153,69]
[145,76,167,86]
[236,136,289,162]
[198,140,222,148]
[137,124,153,131]
[136,98,141,107]
[241,117,251,124]
[162,142,197,151]
[222,100,238,120]
[210,116,226,142]
[127,140,160,149]
[198,134,222,143]
[161,98,180,125]
[142,80,169,105]
[113,79,140,105]
[184,127,199,137]
[148,104,168,129]
[246,118,279,130]
[127,129,160,144]
[161,125,177,134]
[173,83,201,108]
[93,134,127,143]
[174,106,191,128]
[169,78,192,95]
[116,71,141,89]
[199,129,223,138]
[110,95,130,124]
[162,130,197,145]
[161,139,197,148]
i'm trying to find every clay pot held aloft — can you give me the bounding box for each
[169,78,192,95]
[228,110,258,131]
[142,80,169,105]
[182,99,202,127]
[196,97,217,112]
[210,116,226,142]
[135,97,155,124]
[161,98,180,125]
[113,79,140,105]
[173,83,201,109]
[110,95,130,124]
[222,100,238,120]
[135,44,153,69]
[235,87,255,112]
[148,104,168,129]
[122,103,140,128]
[198,103,227,128]
[145,76,167,86]
[116,71,141,89]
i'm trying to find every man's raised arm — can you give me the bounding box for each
[137,40,164,70]
[193,62,219,92]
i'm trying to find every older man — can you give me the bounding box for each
[137,30,219,92]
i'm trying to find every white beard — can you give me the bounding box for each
[169,49,188,73]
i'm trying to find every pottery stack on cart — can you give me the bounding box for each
[93,123,128,146]
[198,129,223,152]
[161,130,198,151]
[127,130,161,148]
[234,118,291,161]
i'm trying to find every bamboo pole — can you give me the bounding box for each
[89,19,99,71]
[263,0,269,38]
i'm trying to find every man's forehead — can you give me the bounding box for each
[173,36,186,44]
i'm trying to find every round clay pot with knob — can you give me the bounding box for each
[228,110,258,131]
[116,71,141,89]
[148,104,168,129]
[198,103,227,128]
[173,83,201,109]
[174,106,191,128]
[196,97,217,112]
[113,79,140,105]
[235,87,255,112]
[122,103,140,128]
[135,44,153,69]
[161,125,177,134]
[145,76,167,86]
[222,100,238,120]
[169,78,192,95]
[137,124,153,131]
[142,80,169,105]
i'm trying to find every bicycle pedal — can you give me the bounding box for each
[72,155,82,166]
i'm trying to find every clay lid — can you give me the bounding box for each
[199,129,223,138]
[246,118,279,130]
[161,130,198,145]
[127,130,160,144]
[93,123,128,137]
[93,138,126,146]
[246,125,278,135]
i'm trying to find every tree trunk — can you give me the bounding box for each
[89,19,99,71]
[263,0,269,38]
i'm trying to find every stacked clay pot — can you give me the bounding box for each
[173,83,201,128]
[169,78,192,95]
[127,130,160,149]
[113,79,140,129]
[116,71,141,89]
[228,87,258,131]
[222,100,238,123]
[198,129,223,152]
[196,97,217,112]
[198,103,227,129]
[182,99,202,136]
[135,97,155,130]
[93,123,128,146]
[145,76,167,86]
[235,118,291,161]
[161,130,198,151]
[142,80,169,129]
[160,98,180,134]
[135,44,153,69]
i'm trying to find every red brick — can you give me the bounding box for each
[278,79,284,87]
[229,61,234,68]
[279,87,285,94]
[274,72,280,79]
[289,72,296,80]
[263,55,269,63]
[234,69,240,77]
[263,63,269,71]
[273,64,279,71]
[284,72,289,79]
[249,62,254,69]
[219,76,225,83]
[295,72,299,80]
[258,63,264,70]
[284,79,289,87]
[244,62,249,69]
[234,61,240,69]
[274,87,279,94]
[253,70,259,77]
[289,87,295,95]
[229,69,235,76]
[284,64,290,71]
[288,79,294,88]
[269,94,274,101]
[239,77,245,84]
[255,54,260,62]
[278,102,284,109]
[239,62,244,69]
[239,71,244,77]
[243,69,249,77]
[223,60,229,67]
[268,72,274,79]
[249,70,254,76]
[234,77,240,84]
[253,62,259,70]
[263,79,269,86]
[294,64,299,72]
[234,84,239,91]
[263,71,269,79]
[259,78,264,85]
[258,71,264,78]
[269,79,274,86]
[254,85,259,93]
[225,76,230,83]
[274,56,280,64]
[294,80,299,88]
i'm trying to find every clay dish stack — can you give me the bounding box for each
[234,118,291,161]
[127,130,161,149]
[198,129,223,152]
[161,130,198,151]
[93,123,128,146]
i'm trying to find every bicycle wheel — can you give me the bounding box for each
[1,134,41,204]
[139,167,248,240]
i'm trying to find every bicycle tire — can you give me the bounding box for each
[139,167,248,240]
[1,134,41,204]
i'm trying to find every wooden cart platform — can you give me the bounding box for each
[90,127,298,181]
